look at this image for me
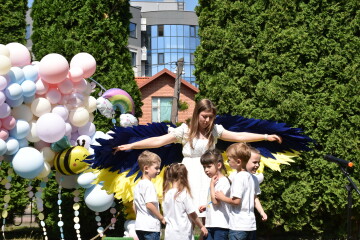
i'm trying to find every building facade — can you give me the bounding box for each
[129,1,199,86]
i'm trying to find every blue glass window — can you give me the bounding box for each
[158,53,165,65]
[151,25,157,37]
[129,23,136,38]
[177,25,184,36]
[158,37,165,49]
[164,25,171,36]
[158,25,164,36]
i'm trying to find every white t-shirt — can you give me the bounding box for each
[163,188,196,240]
[134,179,161,232]
[229,171,260,231]
[205,176,231,229]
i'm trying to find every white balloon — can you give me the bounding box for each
[84,184,114,212]
[52,105,69,120]
[77,171,97,188]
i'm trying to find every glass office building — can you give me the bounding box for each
[146,24,199,86]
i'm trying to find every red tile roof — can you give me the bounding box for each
[135,68,199,93]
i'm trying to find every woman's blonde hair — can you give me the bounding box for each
[163,163,192,199]
[188,99,217,149]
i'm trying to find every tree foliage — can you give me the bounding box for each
[31,0,142,132]
[0,0,27,44]
[196,0,360,237]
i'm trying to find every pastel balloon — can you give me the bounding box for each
[52,105,69,120]
[6,43,31,67]
[63,92,84,110]
[77,171,97,188]
[36,113,66,143]
[12,147,44,179]
[26,120,40,143]
[34,140,50,150]
[2,116,16,130]
[22,64,39,82]
[9,119,30,139]
[46,88,61,104]
[0,75,9,90]
[5,137,19,155]
[37,162,51,179]
[5,83,23,100]
[41,146,55,165]
[0,44,10,57]
[84,96,97,113]
[89,113,94,123]
[77,135,92,149]
[0,55,11,75]
[84,184,114,212]
[0,139,7,155]
[23,95,35,104]
[21,80,37,97]
[12,104,33,122]
[39,53,69,84]
[55,172,79,189]
[0,103,11,118]
[8,67,25,84]
[18,137,29,148]
[65,122,72,138]
[0,128,9,140]
[0,91,6,105]
[70,53,96,78]
[78,122,95,136]
[73,79,88,92]
[6,96,24,107]
[68,107,89,127]
[31,97,51,117]
[68,67,84,82]
[58,78,73,94]
[102,88,135,115]
[35,79,49,95]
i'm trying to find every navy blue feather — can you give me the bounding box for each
[215,115,313,158]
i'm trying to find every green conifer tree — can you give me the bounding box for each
[0,0,27,44]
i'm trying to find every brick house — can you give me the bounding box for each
[135,68,199,125]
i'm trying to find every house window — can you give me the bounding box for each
[158,53,164,65]
[130,23,136,38]
[152,97,172,122]
[131,51,137,67]
[26,24,31,40]
[158,25,164,37]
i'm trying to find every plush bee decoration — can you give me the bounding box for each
[54,139,90,175]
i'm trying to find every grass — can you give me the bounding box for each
[2,224,43,240]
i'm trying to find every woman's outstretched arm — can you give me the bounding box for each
[220,130,282,143]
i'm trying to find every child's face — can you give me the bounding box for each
[246,152,260,174]
[198,110,214,130]
[145,162,161,179]
[202,163,219,178]
[227,156,241,170]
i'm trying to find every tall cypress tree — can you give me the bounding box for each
[0,0,27,44]
[31,0,142,132]
[196,0,360,237]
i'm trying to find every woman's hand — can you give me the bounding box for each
[268,134,282,143]
[113,144,132,154]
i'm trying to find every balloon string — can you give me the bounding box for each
[88,77,107,92]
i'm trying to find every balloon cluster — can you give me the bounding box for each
[0,42,97,179]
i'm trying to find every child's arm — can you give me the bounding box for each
[133,202,136,215]
[210,175,219,205]
[146,202,166,225]
[215,191,241,205]
[188,212,208,237]
[254,196,267,221]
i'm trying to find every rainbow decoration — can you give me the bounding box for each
[102,88,135,115]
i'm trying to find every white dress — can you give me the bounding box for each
[169,123,225,217]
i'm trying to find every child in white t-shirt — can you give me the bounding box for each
[162,163,208,240]
[133,151,166,240]
[198,149,231,240]
[215,143,259,240]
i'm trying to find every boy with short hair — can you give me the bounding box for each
[134,150,166,240]
[215,143,259,240]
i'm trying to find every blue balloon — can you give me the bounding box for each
[8,67,25,84]
[21,80,36,97]
[22,65,39,82]
[6,95,24,107]
[84,183,114,212]
[12,147,44,179]
[23,95,35,104]
[0,139,7,156]
[10,120,30,140]
[18,138,29,148]
[5,137,19,155]
[4,83,23,100]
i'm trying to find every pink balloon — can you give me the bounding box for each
[6,43,31,67]
[68,67,84,83]
[73,79,88,93]
[35,78,49,95]
[46,88,62,104]
[58,78,74,94]
[2,116,16,130]
[36,113,66,143]
[70,53,96,78]
[39,53,69,84]
[0,75,9,90]
[0,103,11,118]
[0,128,9,140]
